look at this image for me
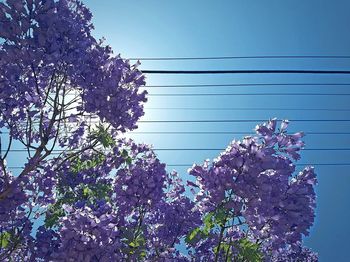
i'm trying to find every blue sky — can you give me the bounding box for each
[6,0,350,260]
[81,0,350,261]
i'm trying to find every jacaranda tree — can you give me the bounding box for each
[0,0,318,261]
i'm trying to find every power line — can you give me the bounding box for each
[2,119,350,125]
[144,107,350,111]
[152,148,350,151]
[130,131,350,135]
[6,163,350,169]
[1,131,349,135]
[4,148,350,153]
[129,55,350,61]
[144,83,350,88]
[2,119,350,127]
[137,119,350,123]
[166,163,350,167]
[142,69,350,75]
[44,119,349,123]
[148,93,350,97]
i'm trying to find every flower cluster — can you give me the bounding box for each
[79,57,147,132]
[187,119,317,260]
[0,0,147,260]
[0,170,33,260]
[53,204,123,261]
[25,139,197,261]
[145,171,201,259]
[270,243,318,262]
[113,147,167,215]
[0,0,146,143]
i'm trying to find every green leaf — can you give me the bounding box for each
[83,187,91,197]
[214,208,227,226]
[45,202,66,228]
[0,232,11,248]
[119,149,133,165]
[237,238,263,262]
[213,243,233,260]
[70,153,106,173]
[204,212,214,226]
[186,209,229,246]
[128,236,146,256]
[129,241,139,248]
[126,156,132,165]
[185,227,202,244]
[203,212,215,234]
[90,125,115,148]
[139,250,147,258]
[121,149,129,158]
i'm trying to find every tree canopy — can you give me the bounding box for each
[0,0,317,261]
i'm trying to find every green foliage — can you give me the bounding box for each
[120,149,132,165]
[203,212,215,234]
[186,206,263,261]
[90,125,115,148]
[46,152,111,228]
[186,208,229,245]
[185,212,216,245]
[45,202,66,228]
[214,207,227,226]
[71,153,105,173]
[128,236,145,250]
[0,232,11,248]
[121,149,128,158]
[185,227,203,245]
[126,235,147,260]
[81,183,112,202]
[213,243,233,260]
[236,238,263,262]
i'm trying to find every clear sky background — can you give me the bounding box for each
[7,0,350,261]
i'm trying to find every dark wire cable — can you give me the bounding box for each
[147,93,350,97]
[144,107,350,111]
[153,148,350,151]
[142,69,350,75]
[129,131,350,135]
[6,163,350,169]
[29,119,350,123]
[129,55,350,61]
[2,131,349,135]
[137,119,350,123]
[144,83,350,88]
[165,163,350,167]
[4,148,350,152]
[66,93,350,97]
[4,118,350,126]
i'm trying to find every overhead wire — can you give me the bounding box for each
[137,119,350,123]
[144,107,350,111]
[1,131,350,135]
[4,148,350,152]
[2,58,350,170]
[128,55,350,61]
[2,119,350,125]
[142,69,350,75]
[129,131,350,135]
[166,163,350,167]
[143,83,350,88]
[6,163,350,169]
[147,93,350,97]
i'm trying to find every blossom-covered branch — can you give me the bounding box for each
[0,0,318,261]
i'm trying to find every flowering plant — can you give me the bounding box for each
[0,1,317,261]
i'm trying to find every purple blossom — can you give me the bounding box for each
[188,119,318,260]
[0,0,319,259]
